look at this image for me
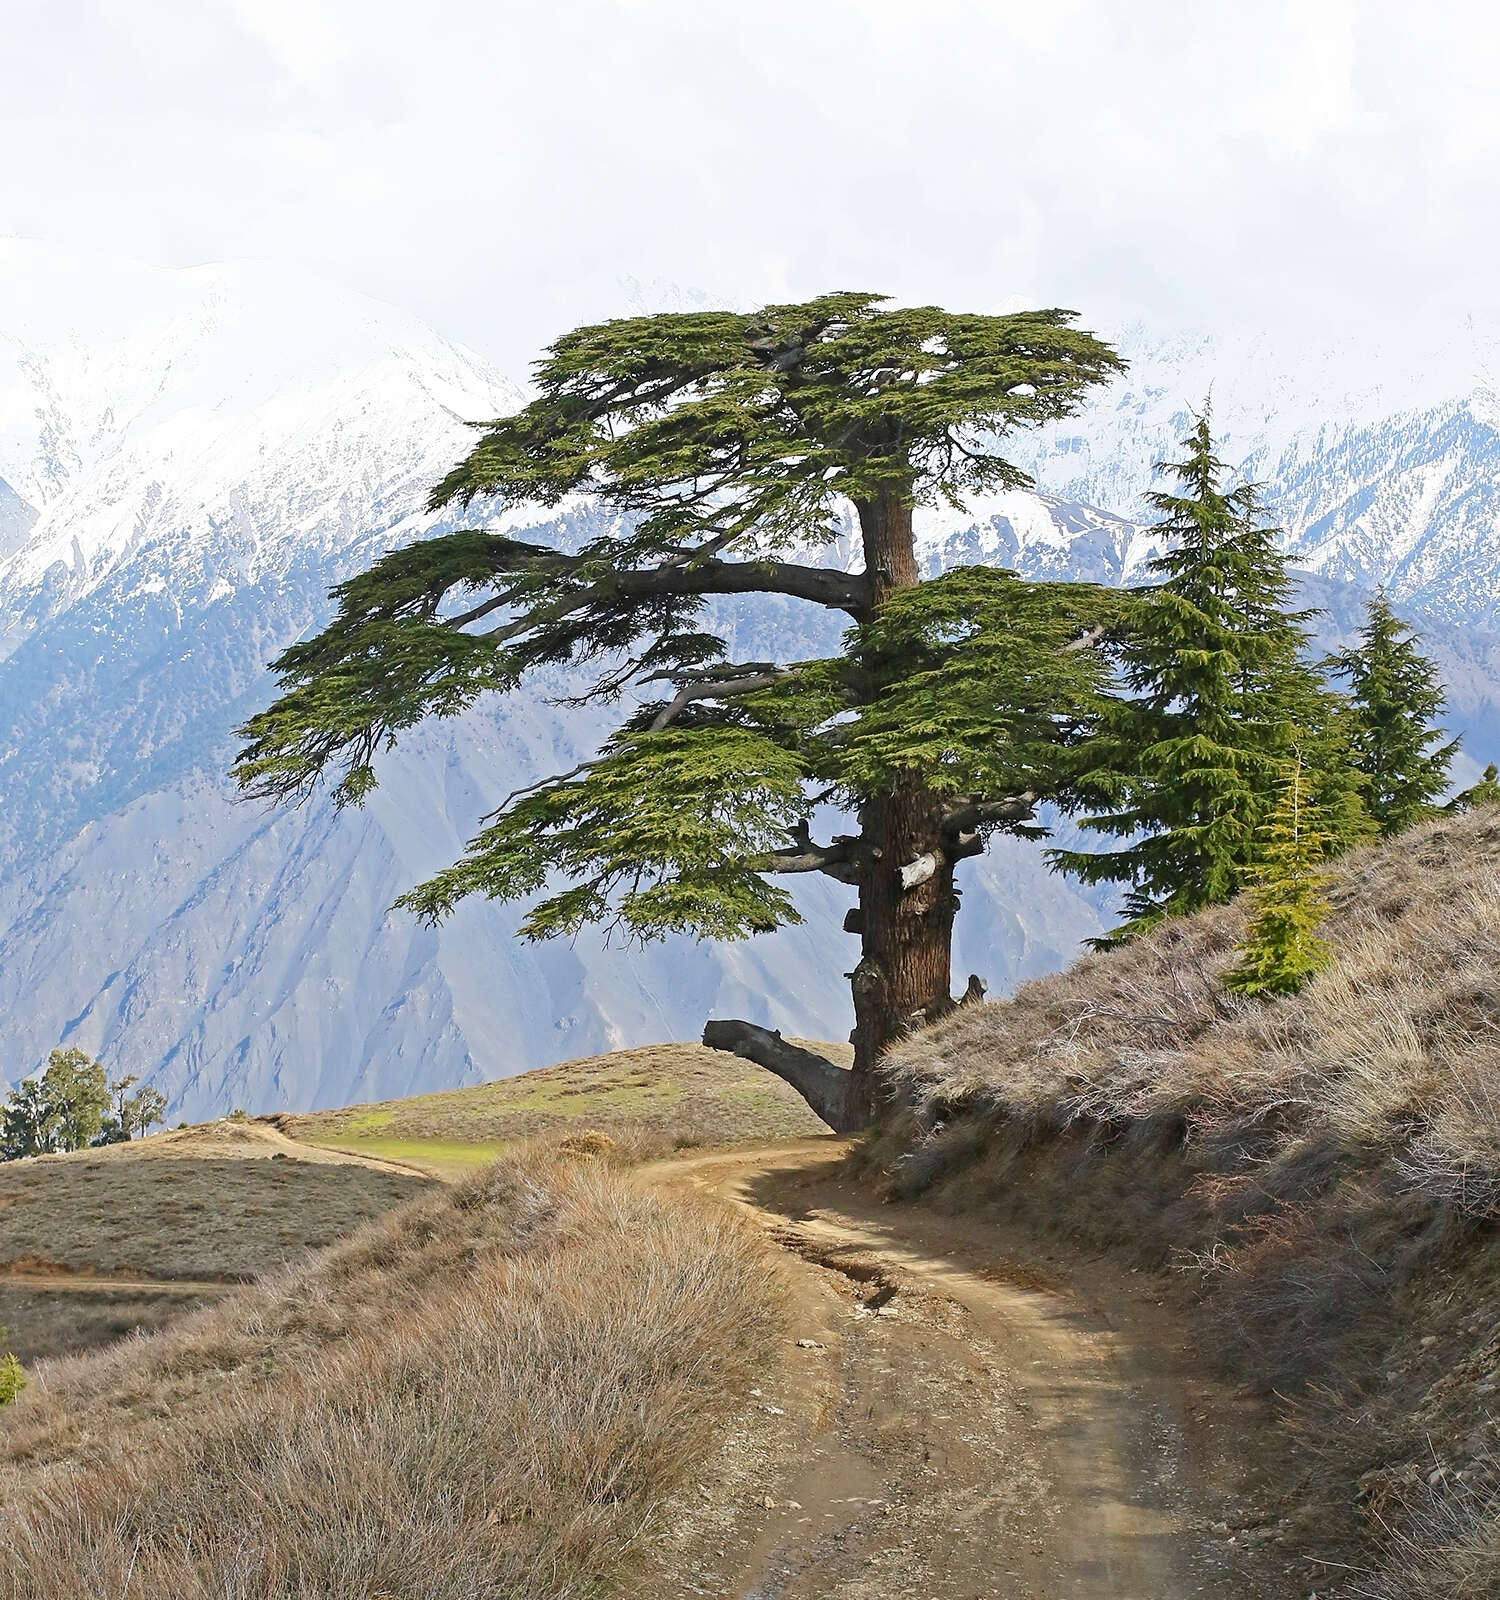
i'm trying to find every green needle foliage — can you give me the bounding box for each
[234,293,1125,1109]
[0,1350,24,1408]
[1226,749,1336,998]
[1053,408,1369,942]
[1326,593,1459,835]
[1452,762,1500,812]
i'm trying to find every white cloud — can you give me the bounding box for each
[4,0,1500,375]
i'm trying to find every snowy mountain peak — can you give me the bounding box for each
[0,239,521,643]
[1010,318,1500,628]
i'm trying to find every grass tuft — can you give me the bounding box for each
[0,1150,787,1599]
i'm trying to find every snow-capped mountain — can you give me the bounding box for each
[0,247,1496,1120]
[1011,319,1500,629]
[0,244,1113,1118]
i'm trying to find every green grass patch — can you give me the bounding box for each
[281,1042,837,1169]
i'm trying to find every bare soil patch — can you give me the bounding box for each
[629,1139,1298,1599]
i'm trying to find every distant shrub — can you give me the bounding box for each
[0,1354,24,1407]
[556,1129,616,1158]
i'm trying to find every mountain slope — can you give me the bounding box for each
[0,247,1114,1119]
[1013,319,1500,628]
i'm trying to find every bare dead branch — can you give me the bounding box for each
[648,667,794,731]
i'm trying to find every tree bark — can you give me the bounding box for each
[842,483,959,1121]
[701,1021,860,1131]
[707,485,967,1132]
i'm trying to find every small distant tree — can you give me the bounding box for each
[1326,593,1458,834]
[1225,748,1335,998]
[96,1074,169,1144]
[1052,409,1366,940]
[0,1048,111,1159]
[42,1048,109,1151]
[1451,762,1500,812]
[0,1079,56,1161]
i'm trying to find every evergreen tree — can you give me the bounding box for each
[1052,409,1362,939]
[1451,762,1500,812]
[1225,748,1335,998]
[1326,593,1457,834]
[0,1331,24,1407]
[235,295,1124,1129]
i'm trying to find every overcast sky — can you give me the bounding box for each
[5,1,1500,375]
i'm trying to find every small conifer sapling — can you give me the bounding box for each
[1225,748,1335,998]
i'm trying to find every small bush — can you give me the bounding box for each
[555,1129,616,1158]
[0,1356,24,1408]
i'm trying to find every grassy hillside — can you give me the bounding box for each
[0,1147,787,1598]
[0,1122,430,1363]
[0,1041,832,1365]
[873,805,1500,1597]
[279,1040,838,1175]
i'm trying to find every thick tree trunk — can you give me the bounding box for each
[844,484,959,1118]
[704,483,964,1131]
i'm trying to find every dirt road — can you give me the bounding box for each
[632,1138,1295,1600]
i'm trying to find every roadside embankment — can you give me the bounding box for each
[871,807,1500,1596]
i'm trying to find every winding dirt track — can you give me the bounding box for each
[635,1137,1290,1600]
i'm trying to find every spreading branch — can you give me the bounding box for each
[649,665,796,731]
[445,547,872,638]
[759,821,865,885]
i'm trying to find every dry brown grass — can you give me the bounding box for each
[875,806,1500,1598]
[0,1121,431,1363]
[0,1148,787,1599]
[1346,1468,1500,1599]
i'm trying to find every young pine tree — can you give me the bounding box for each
[1452,762,1500,812]
[1225,748,1335,998]
[1052,409,1361,940]
[1326,593,1458,834]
